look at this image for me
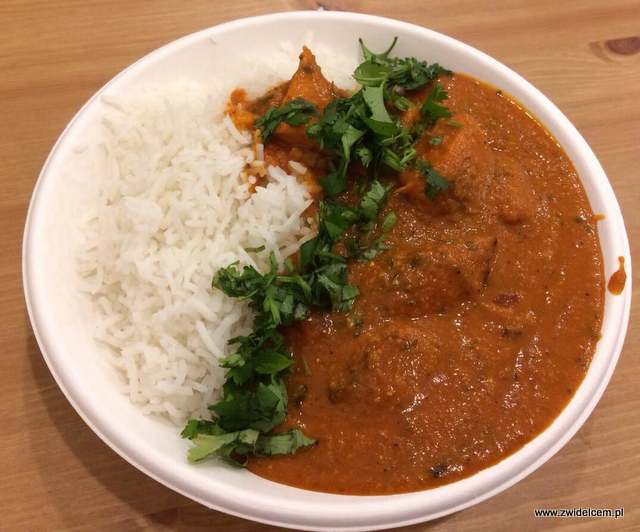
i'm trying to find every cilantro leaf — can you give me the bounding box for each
[319,202,359,241]
[255,98,317,143]
[362,117,400,137]
[187,427,316,463]
[341,125,365,159]
[381,211,398,233]
[211,380,287,433]
[320,165,348,196]
[358,37,450,91]
[212,263,265,299]
[359,238,390,261]
[359,180,389,221]
[244,245,266,253]
[254,350,293,374]
[421,84,452,124]
[362,85,393,122]
[353,61,391,87]
[417,159,450,199]
[358,37,398,63]
[355,145,373,167]
[188,429,260,463]
[255,429,316,456]
[389,58,450,91]
[181,419,222,440]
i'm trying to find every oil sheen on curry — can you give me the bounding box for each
[228,47,604,494]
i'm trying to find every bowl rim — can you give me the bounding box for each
[22,10,632,531]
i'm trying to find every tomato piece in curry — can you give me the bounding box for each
[231,48,604,495]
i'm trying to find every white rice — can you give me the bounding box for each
[288,160,308,175]
[76,80,316,424]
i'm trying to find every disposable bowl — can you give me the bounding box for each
[23,11,632,531]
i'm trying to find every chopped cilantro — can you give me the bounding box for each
[187,429,259,463]
[255,98,317,142]
[184,180,392,464]
[307,39,452,199]
[381,211,398,233]
[359,180,390,222]
[417,159,450,199]
[244,245,265,253]
[355,37,450,91]
[362,85,393,122]
[185,39,457,466]
[421,84,452,124]
[255,429,317,456]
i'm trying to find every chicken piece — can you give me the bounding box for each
[493,155,537,224]
[274,47,341,146]
[324,320,443,408]
[350,236,497,318]
[398,115,535,226]
[398,114,495,213]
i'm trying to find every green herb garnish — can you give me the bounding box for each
[417,159,450,199]
[255,97,317,143]
[381,210,398,233]
[187,427,315,464]
[185,39,456,464]
[305,39,452,197]
[421,84,451,124]
[183,180,392,463]
[244,245,266,253]
[354,37,450,91]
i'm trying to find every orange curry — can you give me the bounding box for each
[230,48,604,495]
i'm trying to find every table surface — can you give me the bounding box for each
[2,1,638,530]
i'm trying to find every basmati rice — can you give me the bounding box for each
[76,80,315,424]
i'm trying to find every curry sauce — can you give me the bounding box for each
[233,48,604,495]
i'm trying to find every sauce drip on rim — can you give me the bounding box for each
[608,256,627,295]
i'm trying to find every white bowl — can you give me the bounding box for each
[23,11,632,531]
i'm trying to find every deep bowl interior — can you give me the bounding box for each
[23,11,631,532]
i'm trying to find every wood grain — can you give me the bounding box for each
[1,1,638,530]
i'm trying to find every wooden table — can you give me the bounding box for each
[2,1,638,530]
